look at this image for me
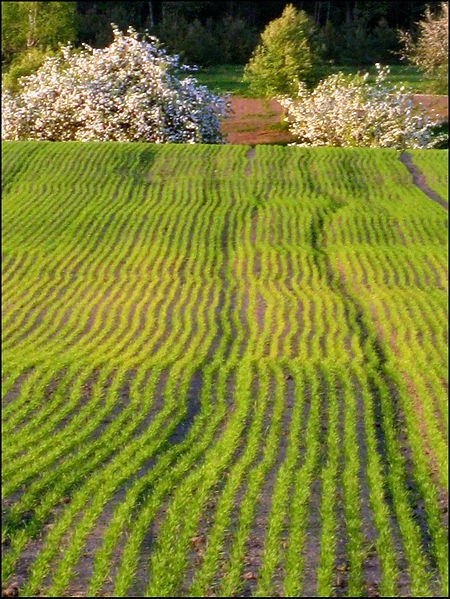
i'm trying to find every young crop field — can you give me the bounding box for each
[1,142,448,597]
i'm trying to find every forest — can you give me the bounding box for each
[2,1,445,69]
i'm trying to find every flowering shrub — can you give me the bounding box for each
[278,65,446,149]
[1,25,230,143]
[398,2,448,94]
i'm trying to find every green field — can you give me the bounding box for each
[193,64,443,96]
[2,142,448,597]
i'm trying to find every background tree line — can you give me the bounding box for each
[76,0,445,66]
[2,0,444,71]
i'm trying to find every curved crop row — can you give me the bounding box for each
[2,142,447,597]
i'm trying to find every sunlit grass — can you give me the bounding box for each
[193,64,443,96]
[2,142,448,597]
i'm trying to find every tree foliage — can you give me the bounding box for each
[2,2,444,71]
[279,65,446,148]
[243,4,318,98]
[1,1,76,66]
[398,2,448,92]
[153,13,257,66]
[1,25,229,143]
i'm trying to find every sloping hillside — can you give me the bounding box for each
[2,143,448,597]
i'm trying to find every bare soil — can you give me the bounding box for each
[221,97,292,145]
[412,94,449,121]
[222,95,448,145]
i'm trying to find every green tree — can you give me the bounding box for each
[1,1,76,67]
[243,3,317,98]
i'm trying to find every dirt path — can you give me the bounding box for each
[223,95,448,145]
[222,97,293,145]
[399,152,449,210]
[412,94,449,121]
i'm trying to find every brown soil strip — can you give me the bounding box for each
[274,282,291,358]
[393,221,407,246]
[1,502,70,598]
[67,283,115,347]
[244,147,256,177]
[330,381,348,598]
[399,153,448,211]
[70,370,201,597]
[289,292,304,359]
[63,486,129,598]
[1,369,35,406]
[368,376,412,596]
[2,252,39,289]
[179,369,262,595]
[306,298,316,359]
[401,372,448,507]
[4,368,68,438]
[237,368,296,596]
[351,375,382,597]
[7,263,96,346]
[423,256,446,289]
[362,296,446,575]
[329,257,441,585]
[222,95,447,145]
[412,94,448,121]
[222,98,293,146]
[299,369,329,597]
[2,254,18,275]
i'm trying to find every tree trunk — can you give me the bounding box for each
[27,3,38,48]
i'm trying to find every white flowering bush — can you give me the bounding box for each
[1,25,230,143]
[278,64,446,149]
[398,2,448,93]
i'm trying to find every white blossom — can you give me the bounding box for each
[278,64,445,149]
[2,25,230,143]
[398,2,448,88]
